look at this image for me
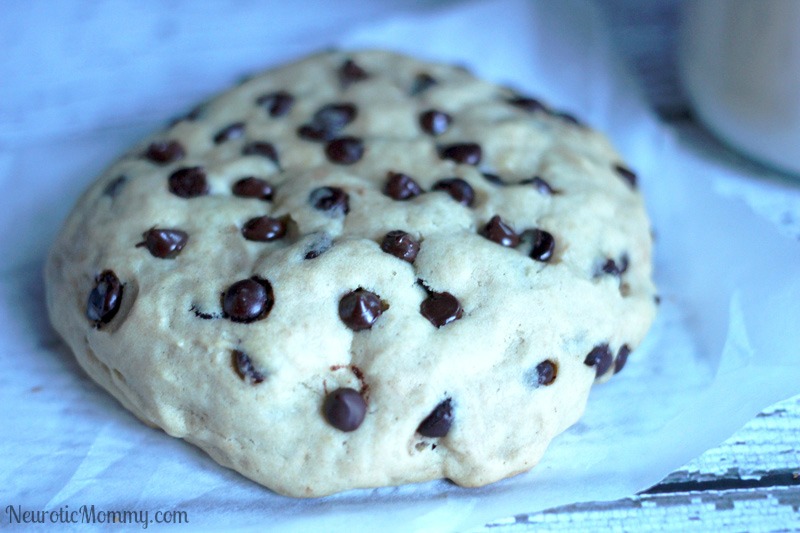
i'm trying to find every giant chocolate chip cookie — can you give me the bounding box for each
[45,50,657,497]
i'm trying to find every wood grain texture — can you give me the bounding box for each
[657,395,800,488]
[481,487,800,531]
[480,394,800,530]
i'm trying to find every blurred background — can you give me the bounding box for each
[4,0,798,176]
[604,0,800,178]
[599,0,686,117]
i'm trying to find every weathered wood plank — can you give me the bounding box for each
[480,394,800,530]
[658,394,800,486]
[481,486,800,531]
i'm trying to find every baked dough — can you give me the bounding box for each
[45,50,657,497]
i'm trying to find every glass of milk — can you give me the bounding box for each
[679,0,800,176]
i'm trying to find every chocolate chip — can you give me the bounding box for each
[221,277,274,323]
[103,175,128,198]
[600,259,620,276]
[323,387,367,432]
[584,343,613,377]
[381,230,420,263]
[232,177,274,201]
[297,124,328,141]
[338,289,384,331]
[432,178,474,207]
[507,96,547,113]
[168,167,209,198]
[304,233,333,260]
[232,349,265,384]
[482,173,505,186]
[481,216,520,247]
[241,216,287,242]
[439,143,482,165]
[242,142,279,166]
[298,103,358,142]
[144,140,185,164]
[315,104,357,132]
[419,110,452,136]
[86,270,123,326]
[614,164,637,188]
[325,136,364,164]
[519,176,555,195]
[309,186,349,215]
[420,291,463,328]
[417,398,453,438]
[213,122,246,144]
[410,72,437,95]
[534,360,557,386]
[136,228,188,258]
[529,229,555,262]
[256,90,294,117]
[615,345,631,374]
[339,59,369,87]
[384,172,423,201]
[598,254,629,277]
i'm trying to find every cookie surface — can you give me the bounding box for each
[45,50,657,497]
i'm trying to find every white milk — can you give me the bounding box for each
[679,0,800,176]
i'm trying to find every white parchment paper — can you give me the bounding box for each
[2,1,799,531]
